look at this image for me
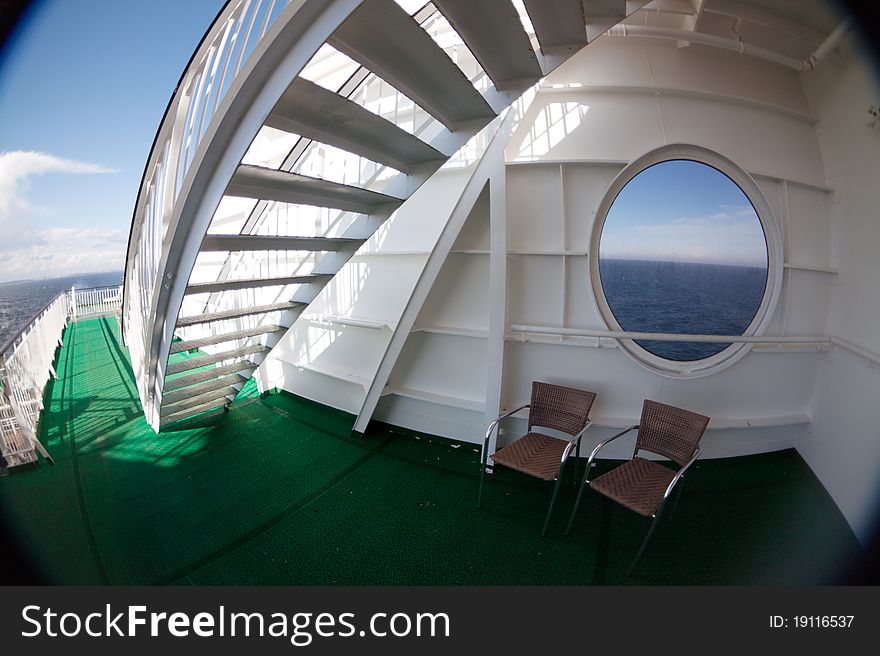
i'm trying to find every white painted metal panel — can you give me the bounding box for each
[805,349,880,545]
[303,256,428,321]
[389,332,489,409]
[787,184,832,268]
[562,162,622,251]
[357,169,475,254]
[372,394,485,441]
[658,94,827,186]
[509,93,665,162]
[451,187,490,250]
[416,252,490,333]
[271,359,368,412]
[507,256,565,326]
[506,164,564,251]
[782,271,832,337]
[563,256,606,328]
[639,40,813,115]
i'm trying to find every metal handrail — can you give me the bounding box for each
[0,296,64,357]
[509,324,831,345]
[0,284,121,467]
[195,3,441,317]
[120,0,494,430]
[121,0,544,431]
[122,0,234,323]
[122,0,301,428]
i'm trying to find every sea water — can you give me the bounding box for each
[0,263,768,362]
[598,259,768,361]
[0,272,122,349]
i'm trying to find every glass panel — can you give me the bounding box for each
[598,160,769,361]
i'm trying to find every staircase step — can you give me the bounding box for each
[433,0,542,89]
[583,0,626,21]
[329,0,496,130]
[171,325,286,354]
[583,0,627,43]
[269,78,446,173]
[160,399,231,428]
[164,360,259,392]
[227,165,403,213]
[199,234,362,253]
[176,301,305,327]
[523,0,589,49]
[185,274,332,295]
[162,386,237,416]
[166,344,270,376]
[163,373,248,405]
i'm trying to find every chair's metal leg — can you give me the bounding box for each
[627,517,659,576]
[476,443,489,509]
[627,501,668,576]
[542,475,565,536]
[565,468,590,535]
[572,438,581,491]
[667,480,685,523]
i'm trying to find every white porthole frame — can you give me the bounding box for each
[590,144,783,379]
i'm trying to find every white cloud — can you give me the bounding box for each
[602,206,767,267]
[0,227,126,282]
[0,150,115,220]
[671,207,756,226]
[0,151,120,280]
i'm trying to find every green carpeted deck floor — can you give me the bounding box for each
[0,318,865,584]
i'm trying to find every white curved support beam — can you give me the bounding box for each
[141,0,363,428]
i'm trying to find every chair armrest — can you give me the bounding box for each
[584,424,639,473]
[662,447,702,500]
[483,404,530,446]
[560,420,593,462]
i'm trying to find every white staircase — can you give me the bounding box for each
[123,0,648,431]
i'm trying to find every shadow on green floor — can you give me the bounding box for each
[0,318,867,585]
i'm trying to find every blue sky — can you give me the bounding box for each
[600,160,769,267]
[0,0,226,282]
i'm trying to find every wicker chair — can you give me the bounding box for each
[477,382,597,535]
[566,399,709,574]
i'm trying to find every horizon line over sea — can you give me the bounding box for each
[0,271,123,348]
[599,256,768,270]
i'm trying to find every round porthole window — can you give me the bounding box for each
[591,144,782,377]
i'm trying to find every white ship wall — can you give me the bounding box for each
[254,164,478,413]
[800,41,880,545]
[378,39,836,460]
[256,36,878,544]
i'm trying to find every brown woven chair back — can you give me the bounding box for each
[528,382,596,437]
[635,400,710,466]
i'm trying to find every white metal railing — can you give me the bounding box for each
[123,0,298,429]
[0,285,121,468]
[234,0,510,246]
[71,285,124,321]
[122,0,542,431]
[121,0,441,429]
[509,324,831,346]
